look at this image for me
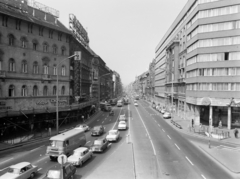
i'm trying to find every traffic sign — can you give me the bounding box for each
[57,154,67,165]
[74,51,81,61]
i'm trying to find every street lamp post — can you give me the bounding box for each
[98,73,111,110]
[56,53,79,134]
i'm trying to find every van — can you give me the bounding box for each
[117,101,122,107]
[46,129,86,160]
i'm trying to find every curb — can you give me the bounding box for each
[199,146,240,174]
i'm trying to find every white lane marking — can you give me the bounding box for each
[162,129,165,132]
[158,124,160,127]
[167,135,171,139]
[175,144,180,150]
[185,156,194,166]
[0,158,13,165]
[34,155,48,164]
[0,166,9,172]
[37,168,42,171]
[201,174,207,179]
[135,108,156,156]
[30,145,44,152]
[86,141,91,144]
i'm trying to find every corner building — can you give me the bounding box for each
[155,0,240,129]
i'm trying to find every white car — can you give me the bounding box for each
[118,121,127,130]
[134,102,138,106]
[0,162,39,179]
[163,112,171,119]
[75,124,90,132]
[67,147,93,167]
[119,114,126,121]
[106,129,120,142]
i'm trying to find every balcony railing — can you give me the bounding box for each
[42,74,51,80]
[0,71,6,78]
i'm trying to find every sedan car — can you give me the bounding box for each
[134,102,138,106]
[106,129,120,142]
[163,112,171,119]
[119,114,126,121]
[91,125,104,136]
[44,163,76,179]
[67,147,93,167]
[0,162,39,179]
[118,121,127,130]
[91,137,109,153]
[75,124,90,132]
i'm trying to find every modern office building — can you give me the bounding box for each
[155,0,240,129]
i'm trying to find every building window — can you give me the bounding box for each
[15,19,21,30]
[53,45,57,54]
[33,62,39,74]
[21,85,27,96]
[53,86,57,95]
[66,35,69,43]
[43,42,48,52]
[61,46,66,55]
[39,26,44,36]
[9,85,15,97]
[2,15,8,27]
[9,58,15,72]
[8,34,14,46]
[61,86,65,95]
[21,60,27,73]
[61,65,66,76]
[21,37,27,48]
[49,30,53,39]
[58,32,62,41]
[33,85,38,96]
[43,64,49,74]
[53,65,57,75]
[43,86,48,96]
[28,23,33,33]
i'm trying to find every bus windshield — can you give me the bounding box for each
[50,140,64,147]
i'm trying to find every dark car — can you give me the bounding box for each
[91,125,104,136]
[43,163,76,179]
[91,137,109,153]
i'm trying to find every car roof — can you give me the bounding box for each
[119,121,126,123]
[11,162,31,169]
[74,147,88,152]
[93,125,102,129]
[109,129,118,133]
[94,137,106,141]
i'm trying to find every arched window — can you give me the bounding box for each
[61,46,66,55]
[21,60,27,73]
[21,85,27,96]
[61,86,65,95]
[8,85,15,97]
[9,58,15,72]
[33,85,38,96]
[53,86,57,95]
[43,86,48,96]
[43,63,48,74]
[33,61,39,74]
[61,65,66,76]
[32,39,38,50]
[53,65,57,75]
[20,37,27,48]
[43,42,49,52]
[52,44,57,54]
[8,34,15,46]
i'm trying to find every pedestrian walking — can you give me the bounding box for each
[218,120,222,129]
[234,128,239,138]
[192,119,194,128]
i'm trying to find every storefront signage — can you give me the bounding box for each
[36,99,68,106]
[69,14,89,47]
[36,100,48,105]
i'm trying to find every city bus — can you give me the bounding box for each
[46,129,86,160]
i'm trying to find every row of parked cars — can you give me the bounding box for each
[154,105,171,119]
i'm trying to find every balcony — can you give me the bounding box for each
[42,74,51,80]
[0,71,6,78]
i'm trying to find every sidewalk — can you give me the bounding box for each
[86,140,135,179]
[145,100,240,173]
[0,111,104,151]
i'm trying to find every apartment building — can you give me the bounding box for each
[155,0,240,129]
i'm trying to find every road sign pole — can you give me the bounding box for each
[61,156,64,179]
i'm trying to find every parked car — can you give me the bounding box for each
[44,163,76,179]
[0,162,39,179]
[134,102,138,106]
[161,109,166,114]
[119,114,127,121]
[67,147,93,167]
[91,125,104,136]
[75,124,90,132]
[118,121,127,130]
[163,112,171,119]
[106,129,120,142]
[91,137,109,153]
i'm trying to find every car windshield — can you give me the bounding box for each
[93,127,100,130]
[51,140,63,147]
[8,168,20,174]
[73,151,81,156]
[120,122,125,124]
[94,140,102,145]
[109,131,116,135]
[47,170,60,179]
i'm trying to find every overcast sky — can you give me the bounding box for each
[38,0,188,86]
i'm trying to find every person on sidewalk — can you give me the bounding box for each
[192,119,194,128]
[234,128,239,138]
[218,120,222,129]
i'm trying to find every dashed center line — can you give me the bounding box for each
[201,174,207,179]
[175,143,180,150]
[162,129,165,132]
[185,156,194,166]
[0,158,13,165]
[167,135,171,139]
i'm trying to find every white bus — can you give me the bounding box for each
[46,129,86,160]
